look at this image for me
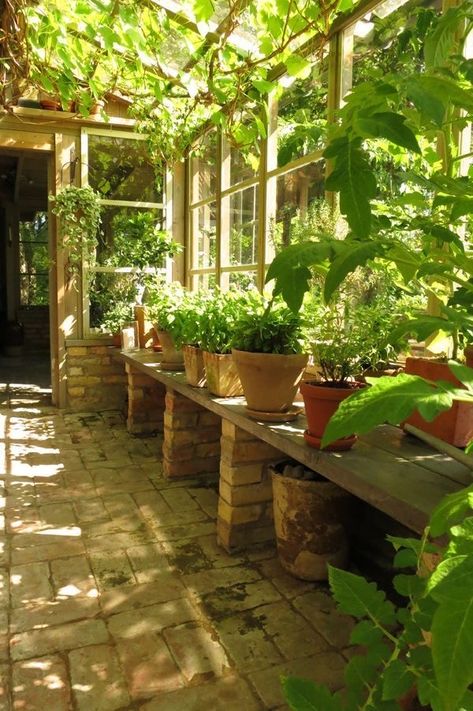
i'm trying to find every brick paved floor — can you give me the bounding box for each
[0,388,353,710]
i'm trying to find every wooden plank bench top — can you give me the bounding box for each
[118,349,471,535]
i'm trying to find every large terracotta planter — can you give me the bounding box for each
[404,356,473,447]
[232,349,308,420]
[183,345,206,387]
[271,463,353,580]
[300,380,364,451]
[202,351,242,397]
[156,330,184,371]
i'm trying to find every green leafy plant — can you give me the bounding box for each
[49,185,102,279]
[168,289,212,349]
[199,289,250,354]
[102,212,182,270]
[144,280,186,334]
[231,294,306,355]
[100,300,134,335]
[283,436,473,710]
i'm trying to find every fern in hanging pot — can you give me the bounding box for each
[49,185,102,282]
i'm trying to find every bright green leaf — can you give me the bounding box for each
[355,112,421,154]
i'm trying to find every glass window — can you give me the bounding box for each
[88,271,137,332]
[227,270,258,290]
[276,51,328,168]
[191,132,217,203]
[221,185,259,267]
[191,273,217,291]
[96,206,166,267]
[19,212,49,305]
[88,134,162,202]
[191,203,217,269]
[267,161,325,257]
[230,143,259,186]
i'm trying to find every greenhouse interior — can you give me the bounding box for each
[0,0,472,708]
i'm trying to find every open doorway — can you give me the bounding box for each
[0,149,53,406]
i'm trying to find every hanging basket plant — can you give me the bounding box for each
[49,185,102,281]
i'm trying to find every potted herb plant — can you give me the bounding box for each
[101,301,135,346]
[145,281,185,370]
[301,300,398,451]
[170,290,210,387]
[199,290,246,397]
[49,185,102,282]
[231,294,308,421]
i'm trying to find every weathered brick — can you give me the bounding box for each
[196,441,221,458]
[217,521,275,552]
[198,411,221,427]
[217,499,263,526]
[163,456,220,479]
[103,375,126,384]
[220,461,265,486]
[221,420,257,442]
[220,436,281,464]
[67,386,85,397]
[165,391,203,414]
[164,426,219,448]
[219,479,273,506]
[67,347,87,356]
[163,412,199,430]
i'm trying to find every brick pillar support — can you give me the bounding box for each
[163,389,221,479]
[217,420,282,553]
[126,364,166,435]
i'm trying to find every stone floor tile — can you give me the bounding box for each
[163,622,231,683]
[293,589,355,648]
[11,597,100,634]
[10,561,52,608]
[116,633,184,698]
[257,557,315,599]
[69,644,130,711]
[133,490,171,519]
[38,502,77,527]
[11,618,109,660]
[249,651,346,708]
[107,598,199,640]
[160,488,200,512]
[73,497,109,523]
[252,601,330,659]
[161,539,212,575]
[202,579,282,618]
[11,539,85,566]
[183,565,261,596]
[196,535,245,568]
[50,555,98,598]
[100,576,187,616]
[215,611,283,673]
[140,675,262,711]
[152,521,217,542]
[12,654,71,711]
[89,549,136,591]
[84,530,154,552]
[188,487,219,518]
[126,542,172,576]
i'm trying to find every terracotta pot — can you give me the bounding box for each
[202,351,242,397]
[300,380,364,451]
[40,98,61,111]
[156,330,184,371]
[232,349,308,418]
[183,345,206,387]
[404,357,473,447]
[271,463,353,580]
[112,333,121,348]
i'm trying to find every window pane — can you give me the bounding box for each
[222,186,259,267]
[224,271,258,291]
[191,203,217,269]
[191,273,217,291]
[230,144,259,186]
[191,132,217,203]
[88,272,137,332]
[267,161,325,257]
[88,135,162,202]
[277,50,328,168]
[96,206,165,267]
[19,242,49,275]
[20,274,48,306]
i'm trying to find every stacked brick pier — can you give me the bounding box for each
[163,390,221,479]
[126,364,166,435]
[218,421,282,552]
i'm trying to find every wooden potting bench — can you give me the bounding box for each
[117,350,471,551]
